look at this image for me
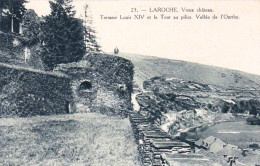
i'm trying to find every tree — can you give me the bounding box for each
[21,9,41,47]
[41,0,86,70]
[0,0,27,33]
[0,0,9,31]
[83,4,101,53]
[0,0,8,31]
[20,9,45,69]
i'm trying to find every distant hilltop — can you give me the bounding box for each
[117,53,260,90]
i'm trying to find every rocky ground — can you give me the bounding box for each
[119,53,260,141]
[130,74,260,165]
[135,76,260,140]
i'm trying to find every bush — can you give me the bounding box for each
[0,81,21,117]
[246,116,260,125]
[249,143,260,150]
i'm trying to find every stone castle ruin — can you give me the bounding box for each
[0,53,134,117]
[56,53,134,116]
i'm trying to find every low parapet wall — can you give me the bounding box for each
[0,63,72,117]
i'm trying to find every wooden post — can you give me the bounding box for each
[24,47,31,63]
[11,5,14,33]
[19,23,22,34]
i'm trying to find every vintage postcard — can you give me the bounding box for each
[0,0,259,165]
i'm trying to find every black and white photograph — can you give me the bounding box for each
[0,0,260,165]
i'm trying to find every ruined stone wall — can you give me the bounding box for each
[57,53,134,116]
[0,63,72,117]
[85,54,134,116]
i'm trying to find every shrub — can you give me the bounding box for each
[246,116,260,125]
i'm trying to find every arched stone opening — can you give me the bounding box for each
[79,80,92,91]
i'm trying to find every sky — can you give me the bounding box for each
[25,0,260,75]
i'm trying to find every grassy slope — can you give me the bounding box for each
[0,113,139,166]
[117,53,260,89]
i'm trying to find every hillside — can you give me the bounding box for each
[117,53,260,89]
[119,53,260,134]
[118,53,260,165]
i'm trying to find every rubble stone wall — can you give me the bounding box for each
[0,63,72,117]
[57,53,134,116]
